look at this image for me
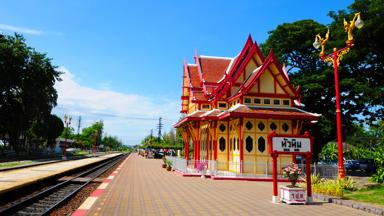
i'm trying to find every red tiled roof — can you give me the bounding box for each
[205,86,216,94]
[188,111,206,118]
[191,91,207,101]
[173,111,206,127]
[199,57,232,83]
[187,65,201,88]
[222,105,321,120]
[174,105,320,127]
[201,109,223,119]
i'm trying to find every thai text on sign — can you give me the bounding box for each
[271,137,311,153]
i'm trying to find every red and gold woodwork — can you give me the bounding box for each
[174,35,320,174]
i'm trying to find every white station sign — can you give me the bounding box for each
[271,137,311,153]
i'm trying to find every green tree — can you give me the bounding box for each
[367,120,384,183]
[162,129,176,146]
[79,121,103,149]
[261,0,384,156]
[0,34,61,153]
[319,142,338,161]
[371,146,384,183]
[102,135,123,151]
[29,114,64,147]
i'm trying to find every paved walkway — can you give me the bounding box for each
[0,153,121,195]
[87,153,371,216]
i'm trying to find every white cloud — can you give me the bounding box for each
[0,23,44,35]
[53,66,180,145]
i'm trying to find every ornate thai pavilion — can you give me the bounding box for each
[174,35,320,174]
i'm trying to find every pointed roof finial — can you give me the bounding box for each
[194,48,198,63]
[247,34,253,42]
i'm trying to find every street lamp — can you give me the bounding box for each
[313,12,364,179]
[63,114,72,160]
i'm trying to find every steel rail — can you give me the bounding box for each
[0,153,128,216]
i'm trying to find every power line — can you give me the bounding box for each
[55,106,178,122]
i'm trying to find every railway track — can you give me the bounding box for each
[0,153,127,216]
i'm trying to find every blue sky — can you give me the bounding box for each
[0,0,354,145]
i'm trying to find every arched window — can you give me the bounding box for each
[219,124,226,132]
[258,122,265,131]
[270,122,277,131]
[258,136,265,153]
[233,138,236,150]
[219,137,226,152]
[282,123,289,132]
[245,121,253,130]
[246,136,253,152]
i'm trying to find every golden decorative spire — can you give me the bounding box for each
[344,12,364,47]
[313,28,329,58]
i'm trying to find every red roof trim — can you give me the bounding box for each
[268,50,299,97]
[211,35,254,99]
[214,45,257,101]
[237,49,299,98]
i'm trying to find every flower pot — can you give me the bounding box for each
[290,179,297,187]
[162,164,167,168]
[166,166,172,171]
[200,170,206,178]
[280,186,306,204]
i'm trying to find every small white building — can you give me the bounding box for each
[53,138,75,154]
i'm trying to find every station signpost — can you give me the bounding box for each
[268,131,313,204]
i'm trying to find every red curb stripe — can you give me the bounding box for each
[74,154,132,214]
[91,188,104,197]
[211,176,302,182]
[173,169,211,177]
[72,209,88,216]
[103,178,112,183]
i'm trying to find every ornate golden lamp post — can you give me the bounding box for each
[63,114,72,160]
[313,12,364,179]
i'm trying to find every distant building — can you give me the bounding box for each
[53,138,75,154]
[174,36,320,174]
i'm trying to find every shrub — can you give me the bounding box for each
[300,174,356,197]
[337,177,356,191]
[371,167,384,183]
[311,174,323,185]
[370,146,384,183]
[166,160,173,168]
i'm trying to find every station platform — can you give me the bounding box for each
[78,153,369,216]
[0,153,121,195]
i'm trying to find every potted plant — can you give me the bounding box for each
[162,157,167,168]
[196,161,207,178]
[283,162,302,187]
[166,160,173,171]
[280,163,306,204]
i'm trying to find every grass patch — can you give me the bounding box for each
[343,185,384,206]
[73,150,89,156]
[0,160,33,168]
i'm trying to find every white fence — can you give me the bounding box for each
[166,156,338,179]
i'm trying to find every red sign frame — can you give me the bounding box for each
[267,131,314,155]
[267,130,313,204]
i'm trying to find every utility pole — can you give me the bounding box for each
[157,117,163,140]
[150,129,153,138]
[77,116,82,141]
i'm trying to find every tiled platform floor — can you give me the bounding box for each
[87,154,371,216]
[0,153,121,195]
